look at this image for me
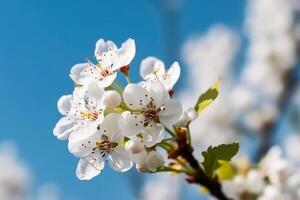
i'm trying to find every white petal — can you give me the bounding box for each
[87,81,105,100]
[76,156,104,180]
[123,83,149,110]
[120,111,145,137]
[113,38,136,69]
[159,99,183,126]
[53,117,75,140]
[98,72,117,88]
[186,107,198,121]
[68,128,100,157]
[100,113,123,143]
[94,39,117,59]
[57,95,73,115]
[174,111,189,127]
[72,85,87,99]
[102,90,122,108]
[147,81,169,108]
[145,151,165,172]
[125,137,144,154]
[108,147,133,172]
[132,149,147,164]
[70,63,100,85]
[140,56,165,79]
[164,61,180,89]
[142,123,164,147]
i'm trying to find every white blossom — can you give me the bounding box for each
[222,170,265,199]
[120,82,182,147]
[53,81,106,140]
[70,38,135,88]
[0,142,30,200]
[102,90,122,108]
[140,56,180,91]
[133,149,165,172]
[68,113,132,180]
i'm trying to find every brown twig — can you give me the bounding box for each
[168,128,231,200]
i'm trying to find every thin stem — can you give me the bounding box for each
[186,123,192,145]
[161,138,176,143]
[112,80,123,92]
[114,79,123,89]
[109,83,123,94]
[157,166,190,174]
[124,74,131,83]
[157,142,172,151]
[164,126,175,137]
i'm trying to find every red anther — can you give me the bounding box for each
[120,65,130,74]
[168,89,174,97]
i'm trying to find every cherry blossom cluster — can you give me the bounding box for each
[222,146,300,200]
[53,38,190,180]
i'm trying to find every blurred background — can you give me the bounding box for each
[1,0,300,199]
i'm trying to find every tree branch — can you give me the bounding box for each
[168,128,231,200]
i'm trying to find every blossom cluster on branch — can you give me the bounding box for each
[222,146,300,200]
[53,38,240,200]
[53,38,185,179]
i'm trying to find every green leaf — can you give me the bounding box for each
[194,79,221,113]
[215,161,235,180]
[201,142,239,177]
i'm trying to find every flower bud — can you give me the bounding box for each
[186,107,198,121]
[125,138,144,154]
[120,65,130,74]
[145,151,165,172]
[102,90,122,108]
[175,111,189,127]
[136,163,151,173]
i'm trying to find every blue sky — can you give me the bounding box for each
[0,0,245,199]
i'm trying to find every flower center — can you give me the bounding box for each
[80,111,99,121]
[144,109,159,122]
[143,101,160,126]
[100,68,113,78]
[96,140,112,157]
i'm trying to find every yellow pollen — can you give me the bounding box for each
[80,111,99,121]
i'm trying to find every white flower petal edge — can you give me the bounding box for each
[54,81,106,141]
[145,151,165,172]
[122,83,149,110]
[100,113,123,143]
[140,57,165,79]
[165,61,180,89]
[120,111,145,137]
[159,99,183,127]
[132,149,164,172]
[76,156,104,180]
[53,117,75,140]
[70,38,135,88]
[140,56,181,91]
[57,95,73,115]
[68,113,132,180]
[108,147,133,172]
[95,39,117,58]
[121,82,182,146]
[69,63,93,86]
[113,38,136,69]
[141,123,164,147]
